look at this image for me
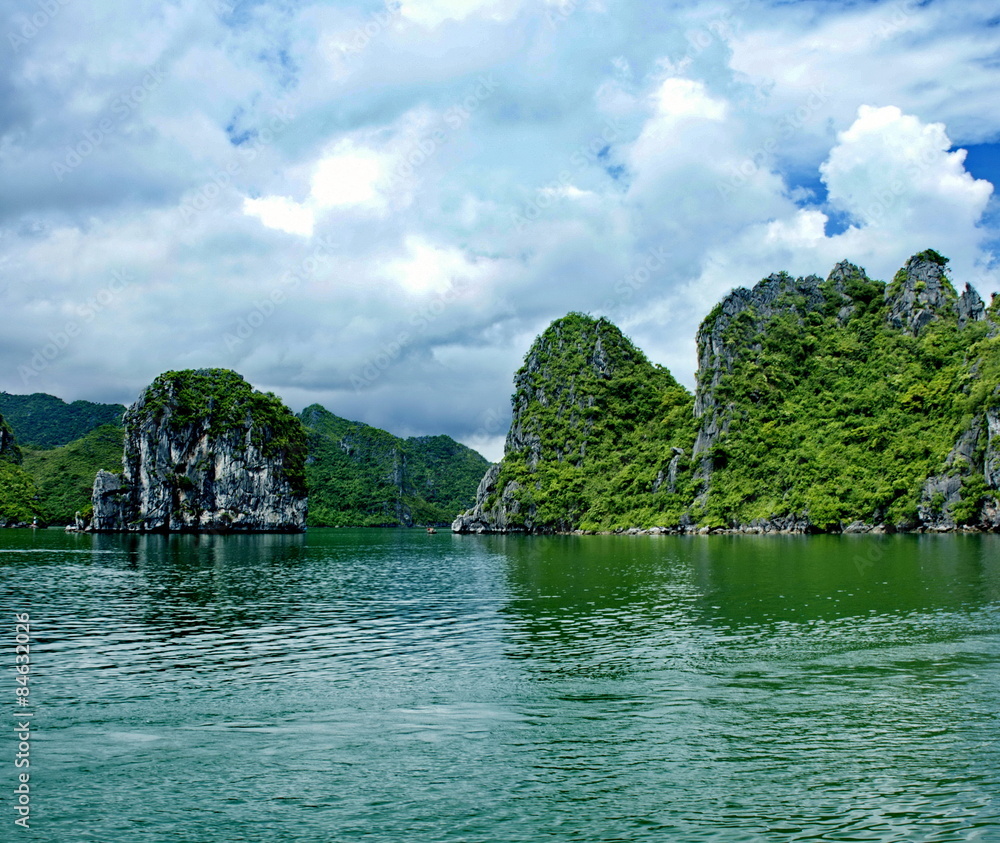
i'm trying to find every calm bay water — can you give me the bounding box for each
[2,528,998,841]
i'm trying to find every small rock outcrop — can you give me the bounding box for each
[920,400,1000,531]
[884,250,984,335]
[90,369,307,532]
[451,463,523,533]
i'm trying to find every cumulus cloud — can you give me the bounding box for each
[243,196,316,237]
[2,0,1000,462]
[821,105,993,233]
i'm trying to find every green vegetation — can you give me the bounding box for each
[489,313,698,531]
[22,425,125,524]
[0,463,39,525]
[140,369,307,494]
[699,264,995,529]
[473,256,1000,533]
[0,392,125,449]
[914,248,949,266]
[0,413,40,525]
[301,405,489,526]
[0,414,21,465]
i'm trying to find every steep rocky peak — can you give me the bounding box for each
[825,259,865,288]
[694,270,828,418]
[957,284,986,329]
[885,250,961,335]
[505,313,656,458]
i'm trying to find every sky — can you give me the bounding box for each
[2,0,999,461]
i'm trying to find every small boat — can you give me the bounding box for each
[426,527,437,534]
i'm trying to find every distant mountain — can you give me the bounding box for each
[455,251,1000,534]
[0,411,39,526]
[0,392,125,449]
[300,404,490,527]
[22,425,126,525]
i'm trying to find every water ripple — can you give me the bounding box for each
[3,530,998,841]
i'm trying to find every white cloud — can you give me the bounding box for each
[311,143,388,209]
[3,0,1000,451]
[242,140,392,236]
[396,0,524,28]
[652,77,727,123]
[242,196,315,237]
[821,105,993,232]
[382,236,491,296]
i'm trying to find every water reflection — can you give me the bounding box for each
[1,528,997,842]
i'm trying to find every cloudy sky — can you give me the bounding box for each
[2,0,999,460]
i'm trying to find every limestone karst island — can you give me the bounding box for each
[1,250,998,535]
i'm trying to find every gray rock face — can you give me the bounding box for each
[691,262,867,483]
[985,404,1000,491]
[90,370,307,533]
[884,253,983,335]
[917,417,983,529]
[918,398,1000,531]
[451,463,530,533]
[957,284,986,329]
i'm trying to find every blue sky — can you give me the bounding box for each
[2,0,999,459]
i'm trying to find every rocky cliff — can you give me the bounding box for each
[453,313,696,533]
[455,252,1000,534]
[90,369,307,532]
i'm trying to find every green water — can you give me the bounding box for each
[1,529,998,841]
